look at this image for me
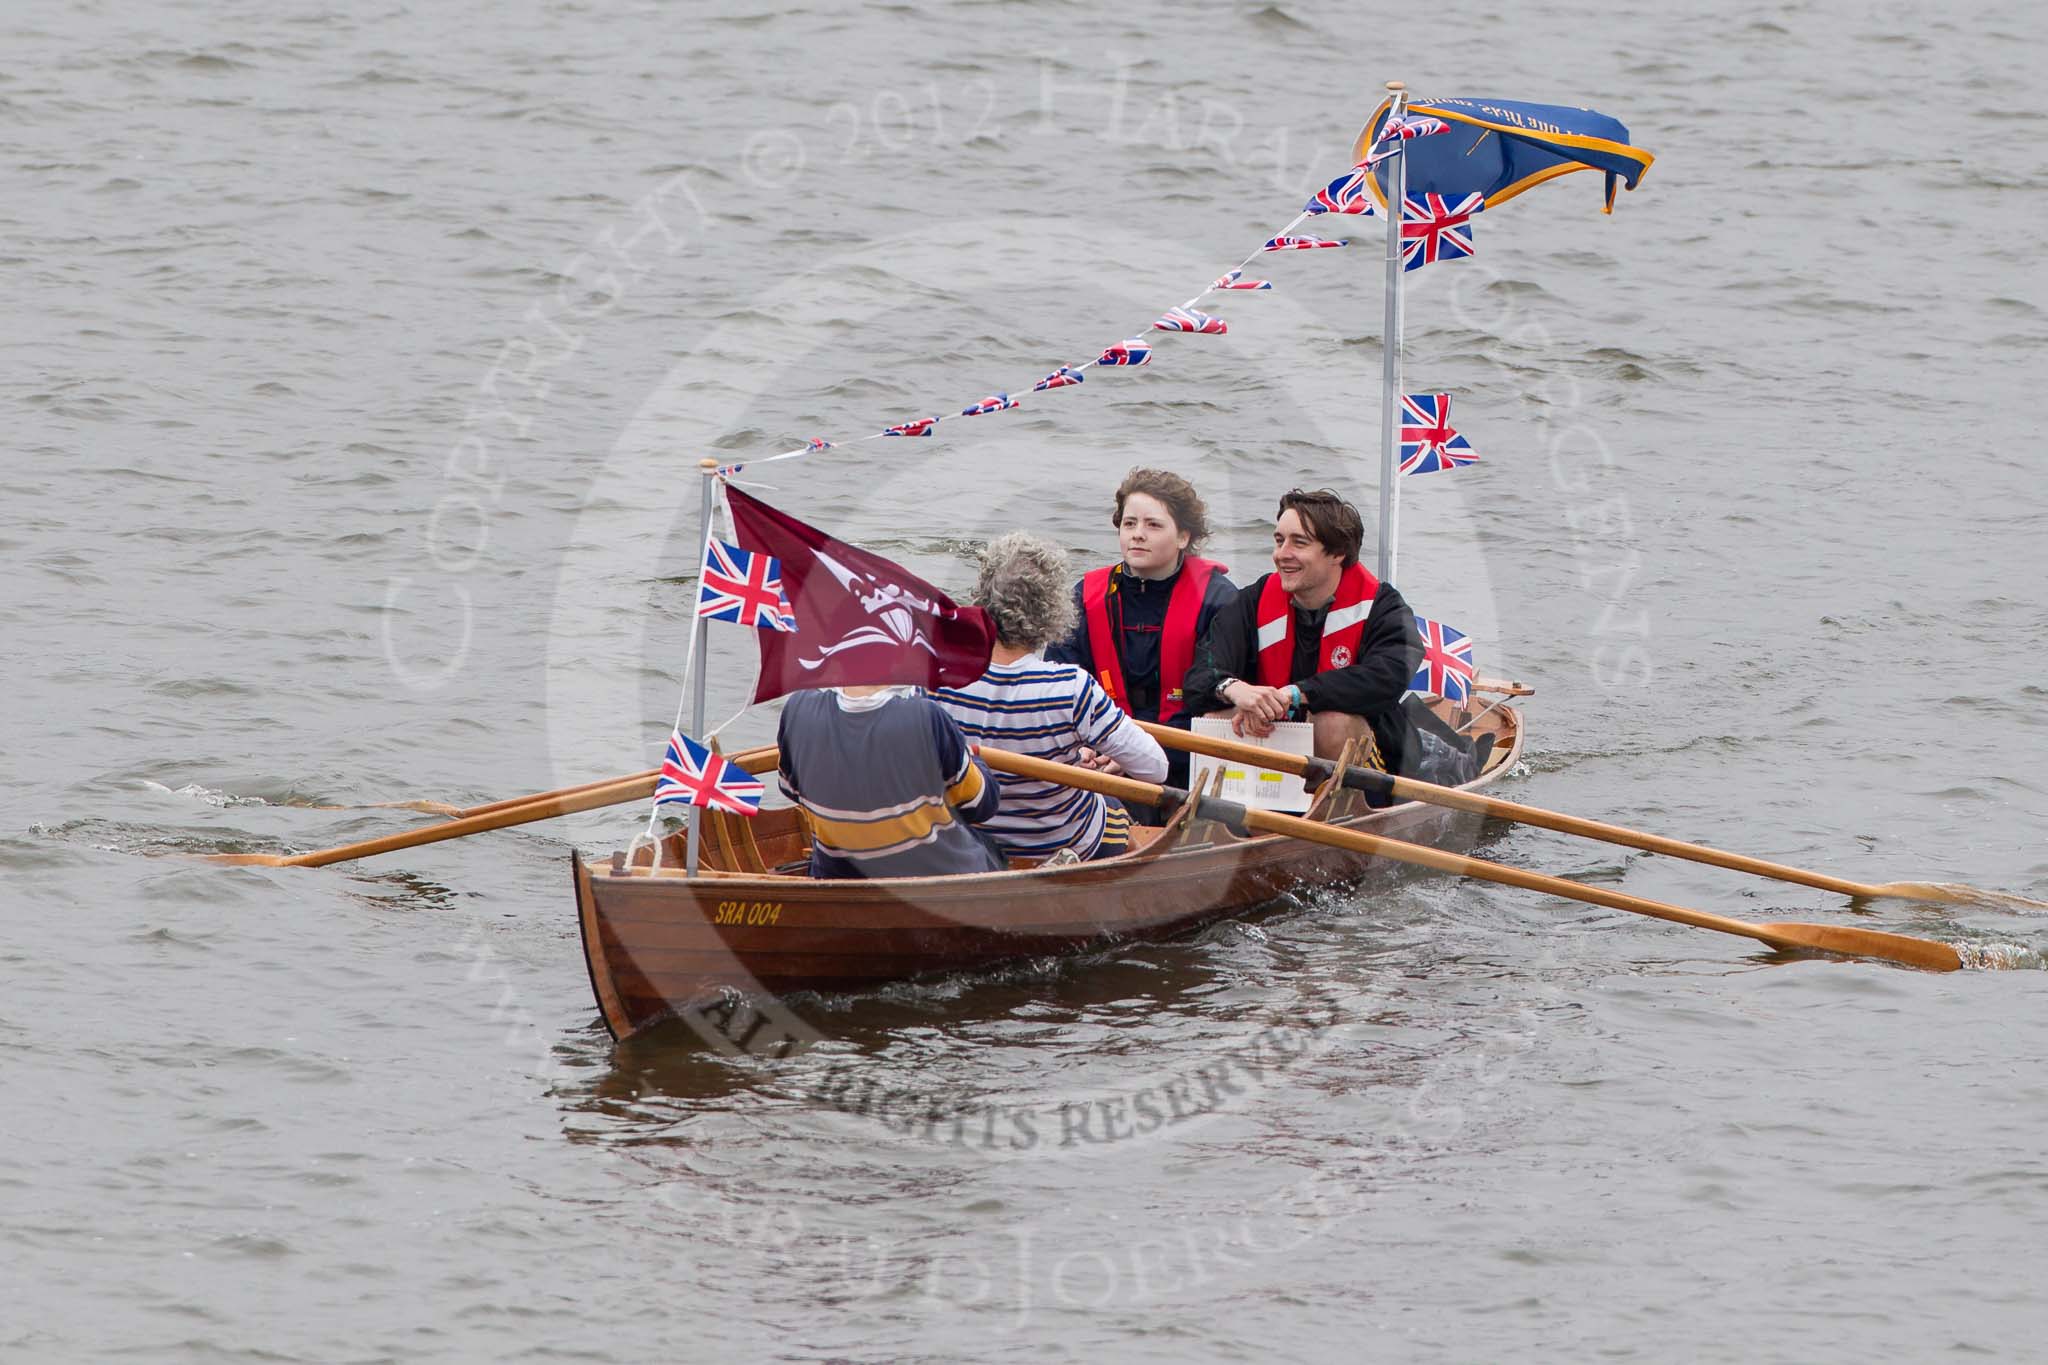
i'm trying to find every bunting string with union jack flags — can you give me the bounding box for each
[1153,306,1227,335]
[1398,393,1480,475]
[1410,619,1477,703]
[710,179,1350,469]
[653,729,766,817]
[709,99,1647,475]
[1401,192,1482,271]
[697,539,798,631]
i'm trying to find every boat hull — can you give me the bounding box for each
[576,701,1522,1042]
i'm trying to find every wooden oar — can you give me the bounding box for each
[442,769,658,821]
[203,774,662,868]
[310,770,658,821]
[1138,720,2045,911]
[276,775,652,820]
[202,747,776,869]
[429,740,776,822]
[974,746,1964,973]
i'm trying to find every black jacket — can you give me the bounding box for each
[1183,571,1425,774]
[1047,560,1239,725]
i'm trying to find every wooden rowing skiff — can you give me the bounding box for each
[575,696,1523,1042]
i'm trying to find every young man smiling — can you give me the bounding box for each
[1183,488,1426,772]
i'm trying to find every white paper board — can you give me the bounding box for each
[1187,717,1315,813]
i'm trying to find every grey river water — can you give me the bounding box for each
[5,1,2047,1360]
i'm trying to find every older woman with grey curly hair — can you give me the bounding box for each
[934,532,1168,863]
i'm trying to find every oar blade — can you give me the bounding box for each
[201,851,295,867]
[364,799,466,818]
[1755,921,1963,972]
[1872,882,2048,913]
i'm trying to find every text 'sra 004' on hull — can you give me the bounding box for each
[574,698,1523,1043]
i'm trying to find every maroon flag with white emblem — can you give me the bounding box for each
[724,485,997,702]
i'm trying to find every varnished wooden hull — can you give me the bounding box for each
[576,701,1522,1042]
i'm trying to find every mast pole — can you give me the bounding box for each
[684,457,716,877]
[1376,79,1409,586]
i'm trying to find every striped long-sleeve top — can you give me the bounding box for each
[934,655,1168,859]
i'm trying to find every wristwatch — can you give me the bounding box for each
[1215,676,1241,702]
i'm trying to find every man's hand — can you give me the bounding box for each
[1222,680,1293,727]
[1229,706,1276,738]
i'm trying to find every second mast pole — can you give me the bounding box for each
[1376,79,1408,586]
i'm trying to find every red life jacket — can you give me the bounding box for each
[1254,563,1381,688]
[1080,556,1224,724]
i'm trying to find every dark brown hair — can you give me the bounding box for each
[1275,488,1364,568]
[1112,468,1210,552]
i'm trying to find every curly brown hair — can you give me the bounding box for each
[1276,488,1365,568]
[1111,468,1210,552]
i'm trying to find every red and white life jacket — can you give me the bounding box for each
[1081,557,1224,724]
[1254,563,1380,688]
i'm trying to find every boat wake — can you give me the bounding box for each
[139,779,274,809]
[1956,942,2048,971]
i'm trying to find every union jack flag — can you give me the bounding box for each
[961,393,1018,415]
[1213,271,1273,290]
[1097,337,1152,366]
[1305,166,1376,216]
[1398,393,1480,475]
[806,437,834,451]
[697,538,798,631]
[1360,115,1454,169]
[883,417,938,437]
[1153,306,1227,335]
[1263,235,1347,251]
[1400,193,1481,271]
[1409,618,1476,703]
[1378,114,1450,145]
[1033,367,1084,391]
[653,729,765,817]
